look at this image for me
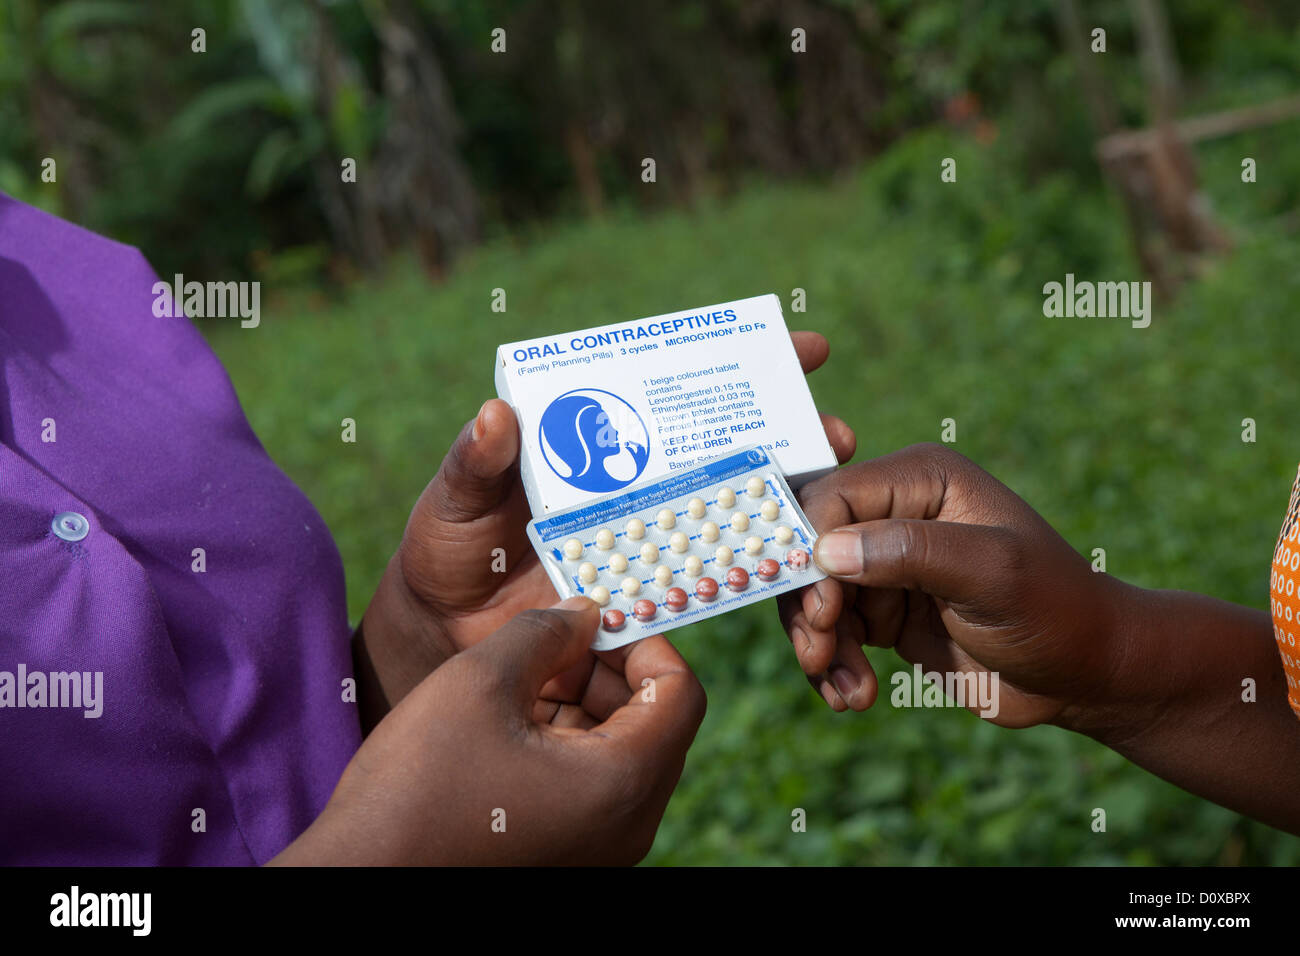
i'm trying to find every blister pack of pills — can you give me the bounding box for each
[526,445,826,650]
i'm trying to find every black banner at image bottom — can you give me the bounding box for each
[0,865,1281,942]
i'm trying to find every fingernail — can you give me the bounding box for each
[815,531,864,575]
[471,401,490,441]
[817,678,846,711]
[553,595,595,612]
[791,626,812,660]
[830,665,858,702]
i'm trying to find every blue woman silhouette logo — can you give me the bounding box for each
[539,388,650,493]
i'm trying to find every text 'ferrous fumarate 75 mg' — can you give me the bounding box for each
[495,293,837,516]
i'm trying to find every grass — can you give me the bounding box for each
[205,122,1300,865]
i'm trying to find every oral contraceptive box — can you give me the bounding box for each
[526,444,827,649]
[495,294,837,516]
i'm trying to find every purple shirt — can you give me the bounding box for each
[0,195,361,864]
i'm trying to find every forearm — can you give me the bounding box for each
[268,803,416,866]
[1064,582,1300,834]
[352,557,452,735]
[266,808,354,866]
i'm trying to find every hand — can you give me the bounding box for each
[779,443,1134,728]
[778,443,1300,836]
[275,597,707,865]
[356,331,857,726]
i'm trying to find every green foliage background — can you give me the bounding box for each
[5,0,1300,864]
[209,123,1300,864]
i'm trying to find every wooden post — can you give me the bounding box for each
[1058,0,1234,299]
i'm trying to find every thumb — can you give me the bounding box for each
[422,398,520,523]
[471,596,601,712]
[813,519,1019,607]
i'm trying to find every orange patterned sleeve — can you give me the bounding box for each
[1269,465,1300,719]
